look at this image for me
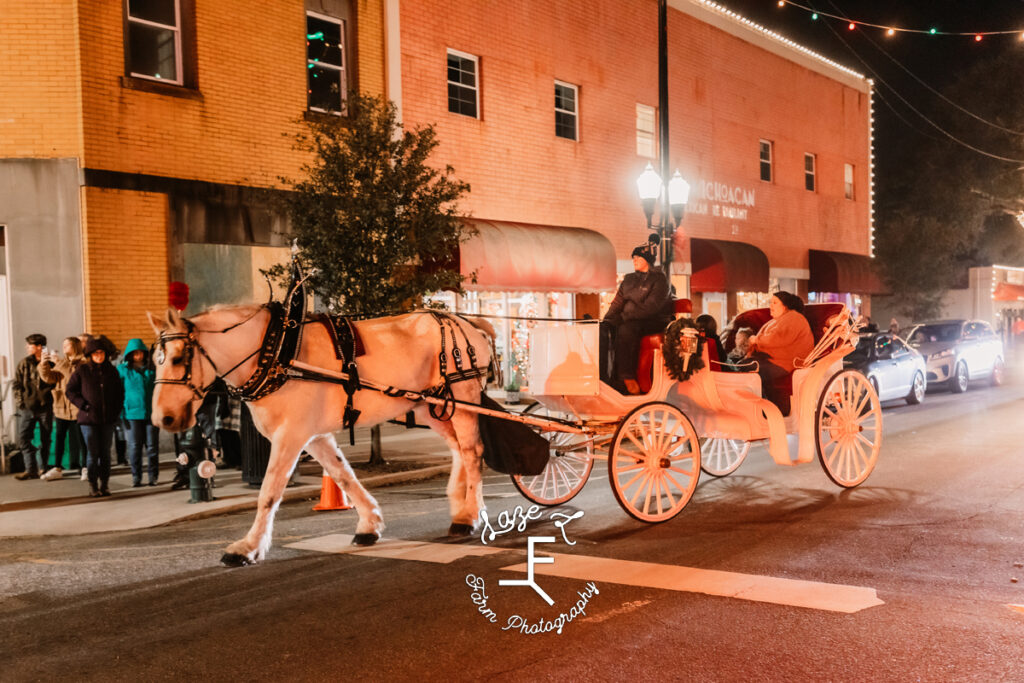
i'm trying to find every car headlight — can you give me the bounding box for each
[930,349,954,361]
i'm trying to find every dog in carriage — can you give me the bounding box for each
[148,304,495,566]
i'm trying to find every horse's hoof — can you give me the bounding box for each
[448,523,474,537]
[351,533,380,546]
[220,552,253,567]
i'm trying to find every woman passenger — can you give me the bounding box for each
[746,291,814,414]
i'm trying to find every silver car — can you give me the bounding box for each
[844,333,927,404]
[905,319,1005,393]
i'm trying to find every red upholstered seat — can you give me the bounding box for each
[635,299,693,394]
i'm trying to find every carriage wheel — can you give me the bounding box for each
[608,402,700,523]
[699,437,750,477]
[510,402,594,506]
[815,369,882,488]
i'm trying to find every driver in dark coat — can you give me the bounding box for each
[601,243,672,394]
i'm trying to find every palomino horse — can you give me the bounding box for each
[148,305,494,566]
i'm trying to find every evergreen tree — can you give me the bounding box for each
[283,92,472,315]
[280,93,473,463]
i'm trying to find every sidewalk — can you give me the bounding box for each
[0,421,457,538]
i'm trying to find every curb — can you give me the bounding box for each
[164,463,452,525]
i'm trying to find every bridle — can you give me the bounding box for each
[154,307,266,401]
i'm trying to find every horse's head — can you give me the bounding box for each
[148,307,205,432]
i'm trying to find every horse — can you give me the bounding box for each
[147,304,495,566]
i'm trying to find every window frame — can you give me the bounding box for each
[844,163,855,199]
[554,80,579,141]
[636,103,656,158]
[804,153,817,192]
[306,10,348,115]
[759,139,773,182]
[125,0,184,85]
[447,48,480,119]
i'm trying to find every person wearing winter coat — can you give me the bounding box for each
[600,243,672,394]
[37,337,87,481]
[117,338,160,487]
[66,338,124,497]
[13,333,54,480]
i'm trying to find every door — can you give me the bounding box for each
[889,337,916,396]
[873,334,901,400]
[702,292,727,331]
[0,273,13,444]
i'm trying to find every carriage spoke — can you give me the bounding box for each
[669,465,694,476]
[640,476,654,515]
[625,428,648,454]
[620,468,647,496]
[654,477,664,516]
[663,470,686,496]
[660,475,677,507]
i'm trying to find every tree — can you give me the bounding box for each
[281,92,473,463]
[873,46,1024,316]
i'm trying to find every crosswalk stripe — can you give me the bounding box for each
[286,534,883,613]
[499,553,884,614]
[284,534,511,563]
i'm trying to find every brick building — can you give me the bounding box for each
[0,0,874,396]
[392,0,876,356]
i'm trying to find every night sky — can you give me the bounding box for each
[710,0,1024,176]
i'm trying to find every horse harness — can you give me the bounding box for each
[156,303,489,443]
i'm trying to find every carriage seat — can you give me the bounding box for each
[718,302,846,404]
[636,299,692,394]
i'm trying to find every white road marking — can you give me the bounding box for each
[284,534,511,563]
[500,553,884,614]
[286,534,883,613]
[1009,604,1024,615]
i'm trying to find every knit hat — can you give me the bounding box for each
[26,333,46,346]
[631,244,656,266]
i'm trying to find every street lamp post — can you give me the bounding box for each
[636,163,690,281]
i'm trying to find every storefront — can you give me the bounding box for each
[807,249,884,319]
[427,219,616,390]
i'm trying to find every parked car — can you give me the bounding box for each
[904,319,1005,393]
[844,333,927,404]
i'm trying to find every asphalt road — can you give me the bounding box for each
[2,378,1024,681]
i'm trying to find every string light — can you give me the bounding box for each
[774,0,1024,39]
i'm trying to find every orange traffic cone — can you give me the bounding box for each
[312,471,353,511]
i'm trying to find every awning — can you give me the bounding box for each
[808,249,885,294]
[689,238,770,292]
[993,281,1024,301]
[459,219,616,293]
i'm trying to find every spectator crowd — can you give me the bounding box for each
[11,332,241,498]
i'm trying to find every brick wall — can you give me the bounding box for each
[0,0,83,158]
[398,0,871,269]
[77,0,386,188]
[80,187,169,348]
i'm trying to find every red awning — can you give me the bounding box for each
[689,238,770,293]
[459,219,616,293]
[808,249,884,294]
[993,281,1024,301]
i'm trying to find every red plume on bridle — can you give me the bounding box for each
[169,281,190,312]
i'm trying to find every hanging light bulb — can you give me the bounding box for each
[848,22,856,31]
[974,34,983,42]
[886,28,895,37]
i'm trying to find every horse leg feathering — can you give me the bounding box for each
[221,431,305,567]
[305,433,384,545]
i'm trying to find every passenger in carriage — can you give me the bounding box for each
[746,291,814,414]
[600,242,672,394]
[695,314,726,365]
[727,327,755,366]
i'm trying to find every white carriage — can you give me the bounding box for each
[509,304,882,522]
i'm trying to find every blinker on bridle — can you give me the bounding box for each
[155,310,265,401]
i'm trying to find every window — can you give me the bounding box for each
[804,153,816,192]
[307,12,346,113]
[636,104,656,158]
[447,50,479,118]
[126,0,182,83]
[759,140,773,182]
[844,163,855,199]
[554,81,578,141]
